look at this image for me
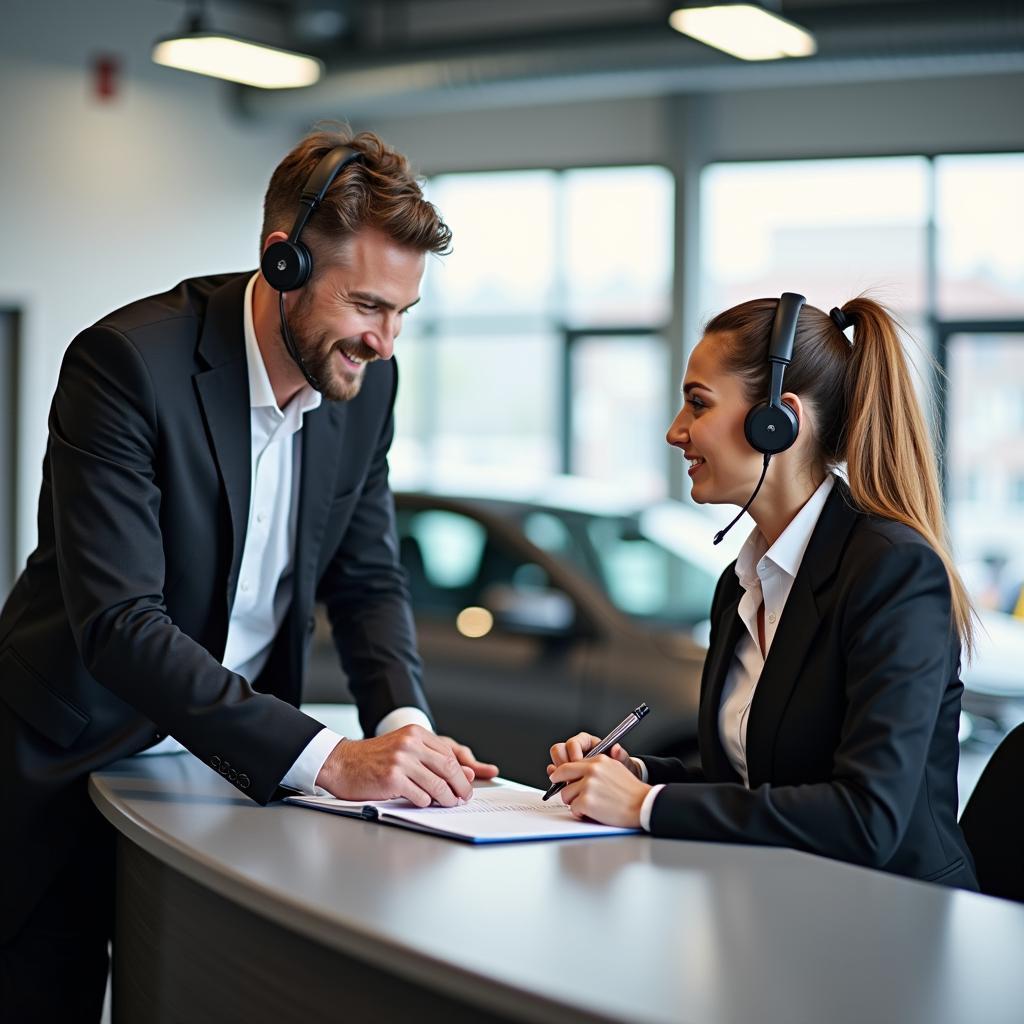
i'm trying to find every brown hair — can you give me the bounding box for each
[261,124,452,265]
[704,296,975,657]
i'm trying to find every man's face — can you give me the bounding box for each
[286,227,425,402]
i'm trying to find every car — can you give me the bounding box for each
[306,483,742,787]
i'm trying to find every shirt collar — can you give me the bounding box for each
[734,474,836,587]
[242,272,322,418]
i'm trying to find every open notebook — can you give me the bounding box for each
[285,779,640,844]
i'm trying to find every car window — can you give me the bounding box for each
[521,511,586,565]
[585,517,717,627]
[397,507,558,621]
[407,510,486,588]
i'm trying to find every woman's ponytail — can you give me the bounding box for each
[840,297,976,658]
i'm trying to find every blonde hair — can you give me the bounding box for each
[705,296,975,658]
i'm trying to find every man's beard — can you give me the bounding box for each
[287,299,377,402]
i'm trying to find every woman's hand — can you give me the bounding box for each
[547,755,651,828]
[547,732,641,779]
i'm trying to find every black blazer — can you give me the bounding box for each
[639,480,978,890]
[0,272,430,939]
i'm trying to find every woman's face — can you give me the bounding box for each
[666,333,766,507]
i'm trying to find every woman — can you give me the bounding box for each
[547,294,978,889]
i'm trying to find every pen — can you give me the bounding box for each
[542,702,651,801]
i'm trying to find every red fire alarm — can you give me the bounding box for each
[93,55,120,101]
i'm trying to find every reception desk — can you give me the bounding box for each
[90,706,1024,1024]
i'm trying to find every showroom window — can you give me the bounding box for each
[390,165,674,502]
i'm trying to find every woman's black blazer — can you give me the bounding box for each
[639,479,978,890]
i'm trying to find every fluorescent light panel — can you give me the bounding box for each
[152,33,322,89]
[669,4,816,61]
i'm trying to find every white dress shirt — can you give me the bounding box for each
[637,474,836,830]
[140,273,431,793]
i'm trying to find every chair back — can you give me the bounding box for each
[960,721,1024,902]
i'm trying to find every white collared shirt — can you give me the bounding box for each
[637,474,836,828]
[140,273,431,792]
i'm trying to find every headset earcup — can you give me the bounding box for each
[744,400,799,455]
[261,240,311,291]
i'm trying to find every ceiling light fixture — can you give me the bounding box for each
[152,10,322,90]
[668,3,816,62]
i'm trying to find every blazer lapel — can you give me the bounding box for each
[699,579,747,782]
[193,273,253,611]
[290,400,348,630]
[744,480,860,785]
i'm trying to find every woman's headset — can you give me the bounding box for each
[713,291,806,544]
[743,291,804,455]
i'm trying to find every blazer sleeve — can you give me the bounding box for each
[50,327,324,803]
[647,539,955,869]
[315,360,431,740]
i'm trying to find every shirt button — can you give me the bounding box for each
[256,512,267,524]
[240,580,250,593]
[767,613,776,624]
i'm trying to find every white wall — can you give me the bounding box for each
[365,70,1024,173]
[1,0,294,563]
[353,95,673,173]
[701,73,1024,162]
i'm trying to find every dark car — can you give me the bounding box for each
[308,486,741,787]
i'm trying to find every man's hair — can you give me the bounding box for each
[260,125,452,265]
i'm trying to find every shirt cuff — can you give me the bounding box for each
[632,756,649,783]
[639,783,665,832]
[280,727,344,796]
[375,706,434,736]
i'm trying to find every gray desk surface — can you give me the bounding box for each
[90,705,1024,1024]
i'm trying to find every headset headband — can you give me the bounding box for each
[767,292,804,410]
[288,145,363,244]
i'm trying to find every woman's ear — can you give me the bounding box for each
[782,391,804,428]
[782,392,821,460]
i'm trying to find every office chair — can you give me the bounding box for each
[959,720,1024,903]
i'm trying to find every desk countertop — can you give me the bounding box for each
[90,705,1024,1024]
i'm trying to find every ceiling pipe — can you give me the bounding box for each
[238,14,1024,121]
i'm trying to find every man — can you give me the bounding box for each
[0,129,497,1020]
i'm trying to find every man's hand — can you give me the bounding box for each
[315,726,474,808]
[437,736,499,782]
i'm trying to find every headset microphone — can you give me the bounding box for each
[713,453,771,545]
[260,146,366,393]
[278,291,322,392]
[711,292,805,546]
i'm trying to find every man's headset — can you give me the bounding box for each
[260,146,366,391]
[713,292,805,545]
